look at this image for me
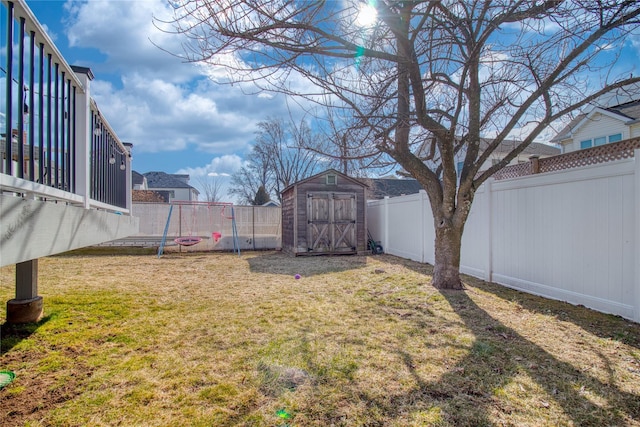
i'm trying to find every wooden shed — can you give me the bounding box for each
[281,169,368,255]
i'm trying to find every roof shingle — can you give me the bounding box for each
[144,171,195,189]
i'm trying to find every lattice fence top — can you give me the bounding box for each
[492,162,532,180]
[492,137,640,181]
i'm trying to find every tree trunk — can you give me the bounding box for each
[432,222,464,290]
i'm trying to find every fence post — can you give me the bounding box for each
[72,66,93,209]
[529,155,540,174]
[484,178,494,283]
[419,190,427,263]
[383,196,389,253]
[635,149,640,323]
[7,259,43,324]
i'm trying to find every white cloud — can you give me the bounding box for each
[175,154,243,202]
[40,24,58,43]
[61,0,302,163]
[502,16,561,35]
[176,154,244,178]
[64,0,194,82]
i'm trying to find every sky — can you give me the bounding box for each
[6,1,640,202]
[20,0,302,202]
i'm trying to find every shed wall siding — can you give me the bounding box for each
[281,188,296,253]
[282,171,367,255]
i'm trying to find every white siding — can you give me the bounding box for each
[170,188,195,202]
[632,123,640,139]
[565,112,628,152]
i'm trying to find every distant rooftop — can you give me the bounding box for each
[144,171,195,189]
[552,97,640,142]
[132,170,145,186]
[479,139,561,156]
[364,178,423,199]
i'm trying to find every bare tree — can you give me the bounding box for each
[196,174,223,202]
[256,117,326,198]
[165,1,640,289]
[318,106,392,177]
[229,117,327,203]
[228,159,271,205]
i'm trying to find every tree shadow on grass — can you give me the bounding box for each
[351,256,640,425]
[357,289,640,425]
[382,253,640,348]
[0,315,52,355]
[469,277,640,350]
[246,251,368,277]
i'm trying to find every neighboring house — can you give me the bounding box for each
[370,139,560,200]
[362,178,423,200]
[132,170,148,190]
[551,98,640,153]
[469,139,561,175]
[144,171,200,202]
[417,138,561,177]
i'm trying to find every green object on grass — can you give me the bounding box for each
[276,409,291,419]
[0,371,15,389]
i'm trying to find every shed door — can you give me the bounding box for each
[307,192,357,253]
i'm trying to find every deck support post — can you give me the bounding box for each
[7,259,43,323]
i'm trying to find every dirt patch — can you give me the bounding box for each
[0,347,93,426]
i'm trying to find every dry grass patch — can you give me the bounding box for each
[1,251,639,426]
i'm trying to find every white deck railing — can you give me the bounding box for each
[1,0,131,213]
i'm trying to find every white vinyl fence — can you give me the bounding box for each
[103,203,282,251]
[368,153,640,323]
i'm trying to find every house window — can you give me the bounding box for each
[456,161,464,176]
[326,174,337,185]
[609,133,622,143]
[580,133,623,150]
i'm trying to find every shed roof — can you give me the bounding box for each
[281,169,367,195]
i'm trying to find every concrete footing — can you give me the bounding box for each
[7,296,43,324]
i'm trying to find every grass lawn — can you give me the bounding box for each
[1,251,639,426]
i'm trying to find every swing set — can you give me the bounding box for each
[157,201,240,257]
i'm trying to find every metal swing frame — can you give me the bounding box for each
[157,201,240,257]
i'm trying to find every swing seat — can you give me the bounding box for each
[174,236,202,246]
[212,232,222,242]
